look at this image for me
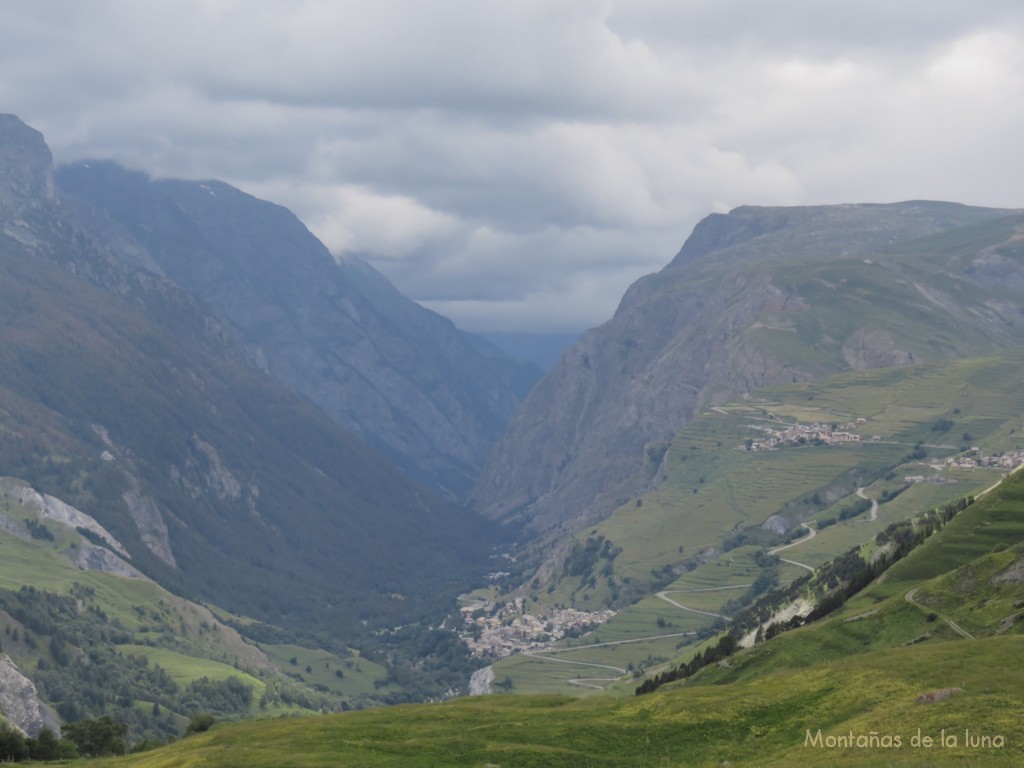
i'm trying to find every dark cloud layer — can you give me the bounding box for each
[3,1,1022,331]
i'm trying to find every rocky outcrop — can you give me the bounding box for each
[70,540,145,578]
[473,203,1024,539]
[0,479,129,557]
[0,114,55,223]
[0,478,145,577]
[0,654,51,737]
[122,490,177,568]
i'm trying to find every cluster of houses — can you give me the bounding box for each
[459,597,615,659]
[740,416,869,452]
[905,448,1024,481]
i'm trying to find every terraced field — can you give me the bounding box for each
[490,353,1024,694]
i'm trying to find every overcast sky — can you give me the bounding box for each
[3,1,1023,333]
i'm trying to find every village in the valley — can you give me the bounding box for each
[458,597,615,659]
[737,413,1024,478]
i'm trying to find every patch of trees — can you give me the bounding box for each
[0,585,258,744]
[905,443,928,461]
[563,536,622,579]
[368,624,484,705]
[0,724,78,762]
[74,525,117,551]
[720,553,780,617]
[635,633,738,695]
[878,485,908,504]
[63,715,128,757]
[838,497,873,521]
[23,518,55,541]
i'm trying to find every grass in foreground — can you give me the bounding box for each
[86,635,1024,767]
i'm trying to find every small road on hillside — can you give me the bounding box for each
[655,591,730,620]
[517,653,627,691]
[652,529,822,623]
[856,486,879,521]
[977,460,1024,498]
[523,631,695,658]
[899,464,1024,643]
[904,586,975,639]
[768,524,817,573]
[521,632,695,690]
[519,520,823,691]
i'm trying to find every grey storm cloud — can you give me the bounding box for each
[2,1,1024,332]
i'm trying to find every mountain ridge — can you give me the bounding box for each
[55,161,540,498]
[472,201,1024,539]
[0,114,495,643]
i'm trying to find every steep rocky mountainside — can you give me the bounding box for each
[0,114,494,636]
[472,202,1024,534]
[55,162,539,498]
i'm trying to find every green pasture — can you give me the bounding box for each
[912,543,1024,638]
[261,643,393,699]
[116,646,263,689]
[514,354,1024,703]
[88,634,1024,767]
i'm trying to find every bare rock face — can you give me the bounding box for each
[70,540,145,578]
[0,479,129,557]
[0,114,55,212]
[842,328,914,370]
[0,654,50,737]
[473,202,1024,538]
[0,114,58,252]
[122,490,177,568]
[55,162,541,499]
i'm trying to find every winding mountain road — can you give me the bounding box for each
[515,517,824,691]
[655,591,730,620]
[905,586,975,639]
[856,486,879,521]
[768,524,817,573]
[521,631,695,689]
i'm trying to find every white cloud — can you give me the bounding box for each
[2,0,1023,332]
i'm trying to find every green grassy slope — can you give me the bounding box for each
[86,640,1024,767]
[678,466,1024,690]
[81,463,1024,767]
[486,353,1024,694]
[0,478,407,742]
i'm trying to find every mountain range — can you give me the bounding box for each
[3,111,1024,762]
[472,201,1024,541]
[0,113,528,640]
[55,160,540,499]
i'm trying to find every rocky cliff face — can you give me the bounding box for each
[0,654,54,737]
[472,202,1024,535]
[0,115,54,212]
[56,163,540,498]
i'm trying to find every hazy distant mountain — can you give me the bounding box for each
[0,114,493,636]
[56,162,541,498]
[472,201,1024,534]
[478,331,581,371]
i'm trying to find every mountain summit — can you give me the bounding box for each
[472,201,1024,534]
[0,114,54,211]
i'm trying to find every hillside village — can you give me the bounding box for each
[458,598,615,659]
[738,414,1024,475]
[739,415,869,452]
